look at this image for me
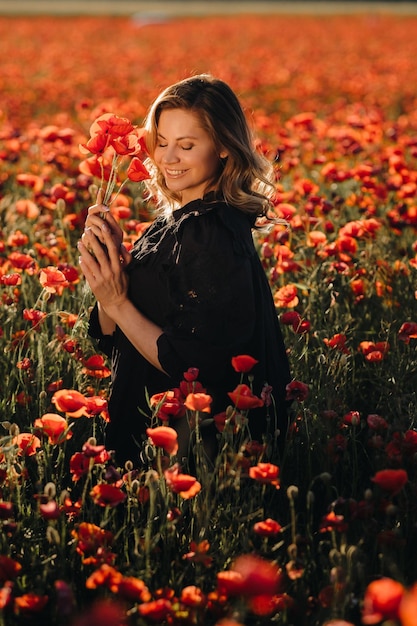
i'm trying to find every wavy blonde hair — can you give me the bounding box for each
[143,74,275,217]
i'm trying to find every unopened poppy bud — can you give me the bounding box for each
[319,472,332,484]
[364,488,373,500]
[44,482,56,498]
[306,490,315,507]
[9,424,20,437]
[124,460,134,472]
[287,543,297,559]
[287,485,299,500]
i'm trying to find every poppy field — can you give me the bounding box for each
[1,10,417,626]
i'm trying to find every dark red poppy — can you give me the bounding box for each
[231,354,259,373]
[371,469,408,495]
[228,384,264,410]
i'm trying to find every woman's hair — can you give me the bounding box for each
[143,74,275,217]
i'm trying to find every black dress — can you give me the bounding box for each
[89,194,291,466]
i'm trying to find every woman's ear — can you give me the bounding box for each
[219,150,229,159]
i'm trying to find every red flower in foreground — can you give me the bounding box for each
[90,484,126,508]
[231,354,259,373]
[253,518,282,537]
[13,433,41,457]
[285,380,309,402]
[164,464,201,499]
[52,389,87,417]
[34,413,72,445]
[228,384,264,410]
[126,156,150,182]
[184,392,212,413]
[71,599,127,626]
[137,598,172,621]
[371,469,408,495]
[249,462,280,488]
[400,583,417,626]
[14,593,49,616]
[146,426,178,455]
[398,321,417,343]
[274,284,299,308]
[218,554,282,597]
[362,578,405,624]
[150,390,185,421]
[39,266,69,294]
[0,556,22,585]
[72,523,113,558]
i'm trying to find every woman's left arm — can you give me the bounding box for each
[78,223,166,373]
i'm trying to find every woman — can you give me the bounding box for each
[78,74,291,467]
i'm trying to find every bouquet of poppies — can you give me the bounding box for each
[79,113,150,206]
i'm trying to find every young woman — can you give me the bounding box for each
[78,74,291,467]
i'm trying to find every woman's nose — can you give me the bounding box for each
[162,146,179,163]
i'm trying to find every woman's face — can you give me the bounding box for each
[153,108,225,206]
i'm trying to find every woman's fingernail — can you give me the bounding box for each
[101,223,110,232]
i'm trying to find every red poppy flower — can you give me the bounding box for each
[8,251,37,273]
[319,511,348,533]
[69,452,92,482]
[14,593,49,616]
[371,469,408,495]
[90,484,126,508]
[180,585,206,608]
[0,502,14,520]
[182,540,213,567]
[231,355,259,373]
[22,308,46,328]
[52,389,87,417]
[39,266,69,294]
[0,273,21,286]
[86,564,122,590]
[116,577,151,602]
[82,355,111,379]
[34,413,72,445]
[126,156,150,182]
[84,396,108,417]
[400,583,417,626]
[366,414,388,432]
[323,333,350,354]
[227,384,264,410]
[184,392,212,413]
[146,426,178,455]
[150,390,185,421]
[71,599,127,626]
[137,598,172,621]
[0,556,22,585]
[249,462,280,488]
[72,522,113,558]
[285,380,309,402]
[362,578,405,624]
[183,367,199,382]
[398,321,417,343]
[39,500,61,520]
[0,582,14,611]
[253,518,282,537]
[343,410,361,426]
[13,433,41,457]
[274,284,299,308]
[164,464,201,499]
[220,555,281,597]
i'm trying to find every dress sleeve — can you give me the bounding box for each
[156,208,256,384]
[88,302,115,358]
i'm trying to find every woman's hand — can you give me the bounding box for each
[84,188,124,252]
[78,218,132,313]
